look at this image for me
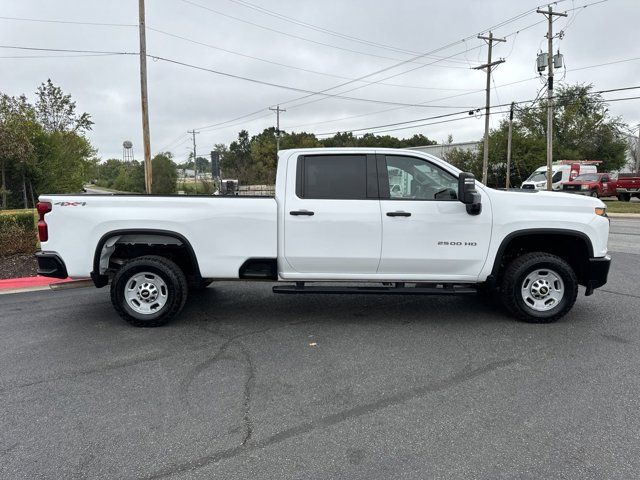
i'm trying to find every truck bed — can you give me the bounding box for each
[38,194,278,278]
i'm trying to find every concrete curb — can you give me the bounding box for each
[608,213,640,218]
[0,276,72,294]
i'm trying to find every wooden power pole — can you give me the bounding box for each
[188,129,199,194]
[506,101,515,189]
[269,105,286,152]
[537,6,567,190]
[474,31,505,185]
[138,0,152,193]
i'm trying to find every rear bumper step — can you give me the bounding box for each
[273,283,477,295]
[35,251,68,279]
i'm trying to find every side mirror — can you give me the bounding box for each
[458,172,482,215]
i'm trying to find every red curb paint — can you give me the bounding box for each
[0,276,72,291]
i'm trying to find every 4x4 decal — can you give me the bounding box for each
[54,201,86,207]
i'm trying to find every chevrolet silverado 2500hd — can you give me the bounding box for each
[35,148,611,327]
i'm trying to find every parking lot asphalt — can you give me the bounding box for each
[1,219,639,480]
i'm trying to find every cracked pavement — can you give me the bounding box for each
[1,218,639,479]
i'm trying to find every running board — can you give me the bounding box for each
[272,283,477,295]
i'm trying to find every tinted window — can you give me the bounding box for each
[552,171,562,183]
[385,155,457,200]
[302,155,367,199]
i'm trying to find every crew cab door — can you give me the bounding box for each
[601,174,614,196]
[283,153,382,274]
[377,154,491,280]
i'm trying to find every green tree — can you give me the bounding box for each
[35,79,93,133]
[152,152,178,194]
[481,83,628,187]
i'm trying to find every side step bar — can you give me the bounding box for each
[272,282,477,295]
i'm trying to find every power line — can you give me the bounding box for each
[178,0,476,68]
[0,53,126,59]
[0,45,137,55]
[147,26,477,92]
[313,86,640,137]
[147,54,476,109]
[222,0,476,62]
[0,15,136,27]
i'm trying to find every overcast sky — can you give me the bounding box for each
[1,0,638,162]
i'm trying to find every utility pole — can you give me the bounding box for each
[269,105,286,152]
[473,31,505,185]
[636,124,640,173]
[189,129,199,194]
[138,0,152,193]
[506,101,515,189]
[537,6,567,190]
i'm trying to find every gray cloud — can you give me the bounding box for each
[1,0,638,162]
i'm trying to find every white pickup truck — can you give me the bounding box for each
[35,147,611,327]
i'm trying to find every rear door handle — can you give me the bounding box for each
[290,210,314,216]
[386,211,411,217]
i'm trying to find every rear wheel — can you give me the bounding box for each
[617,193,631,202]
[500,252,578,323]
[110,255,188,327]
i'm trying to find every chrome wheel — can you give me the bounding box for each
[124,272,168,315]
[520,269,564,312]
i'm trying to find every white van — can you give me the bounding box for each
[521,161,600,190]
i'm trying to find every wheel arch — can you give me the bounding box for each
[91,229,202,287]
[490,229,594,286]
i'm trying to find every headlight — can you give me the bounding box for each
[595,207,606,216]
[581,185,589,190]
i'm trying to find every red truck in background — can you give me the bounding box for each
[562,172,640,200]
[614,173,640,201]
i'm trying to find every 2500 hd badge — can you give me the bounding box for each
[437,241,477,246]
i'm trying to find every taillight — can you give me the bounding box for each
[37,201,52,242]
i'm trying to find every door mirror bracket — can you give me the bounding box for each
[458,172,482,215]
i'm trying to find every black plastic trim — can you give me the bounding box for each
[35,251,68,279]
[490,228,595,277]
[90,229,202,287]
[584,255,611,295]
[273,284,476,295]
[239,258,278,280]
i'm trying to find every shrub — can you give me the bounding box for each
[0,210,37,256]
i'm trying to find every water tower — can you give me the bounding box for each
[123,140,134,162]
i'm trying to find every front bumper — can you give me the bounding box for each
[563,190,590,195]
[584,255,611,296]
[35,252,68,279]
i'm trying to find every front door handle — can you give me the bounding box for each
[386,211,411,217]
[290,210,314,216]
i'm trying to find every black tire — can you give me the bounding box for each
[589,190,598,198]
[500,252,578,323]
[617,193,631,202]
[110,255,188,327]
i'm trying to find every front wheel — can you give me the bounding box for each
[110,255,188,327]
[589,190,599,198]
[500,252,578,323]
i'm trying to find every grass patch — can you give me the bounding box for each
[603,200,640,214]
[0,208,36,216]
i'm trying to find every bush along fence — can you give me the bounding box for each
[0,210,37,256]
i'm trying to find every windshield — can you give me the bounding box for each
[526,172,548,182]
[573,174,599,182]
